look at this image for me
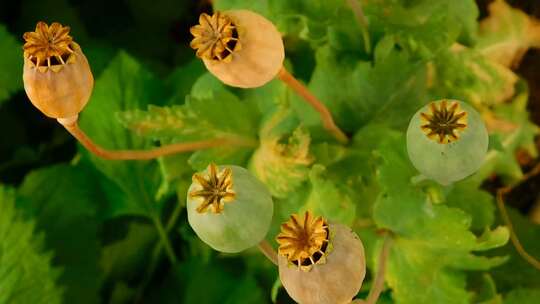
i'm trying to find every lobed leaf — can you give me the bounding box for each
[0,186,63,304]
[477,0,540,68]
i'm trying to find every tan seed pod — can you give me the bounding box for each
[190,10,285,88]
[277,212,366,304]
[23,22,94,119]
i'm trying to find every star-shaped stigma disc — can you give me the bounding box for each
[276,211,330,271]
[190,12,241,62]
[23,22,75,72]
[189,163,236,214]
[420,100,468,144]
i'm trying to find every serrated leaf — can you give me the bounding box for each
[119,92,259,143]
[296,45,427,133]
[0,25,23,105]
[17,164,104,304]
[428,45,518,107]
[118,84,260,172]
[365,0,478,56]
[477,0,540,68]
[79,51,166,218]
[446,182,496,230]
[474,88,539,184]
[303,164,356,225]
[0,186,63,304]
[249,110,313,198]
[373,136,509,304]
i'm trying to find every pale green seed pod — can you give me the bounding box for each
[277,212,366,304]
[406,99,489,185]
[187,164,273,253]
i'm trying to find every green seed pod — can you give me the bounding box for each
[277,212,366,304]
[187,163,273,253]
[190,10,285,88]
[406,99,489,185]
[22,22,94,119]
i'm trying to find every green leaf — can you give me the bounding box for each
[100,222,157,282]
[0,25,23,105]
[0,186,63,304]
[365,0,478,56]
[79,51,166,218]
[180,261,265,304]
[144,261,266,304]
[373,136,509,304]
[303,164,356,225]
[213,0,270,15]
[249,110,313,198]
[446,182,496,230]
[119,92,259,143]
[428,46,518,107]
[166,59,206,105]
[477,0,540,68]
[18,164,104,304]
[504,288,540,304]
[296,45,427,133]
[474,87,539,184]
[489,207,540,292]
[118,83,260,171]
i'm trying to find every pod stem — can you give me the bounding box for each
[258,239,278,266]
[496,164,540,270]
[365,234,392,304]
[58,118,257,160]
[277,67,349,144]
[151,214,177,265]
[345,0,371,54]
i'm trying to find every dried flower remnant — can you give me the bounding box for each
[190,12,241,62]
[23,22,75,73]
[277,211,330,271]
[189,163,236,213]
[420,100,467,144]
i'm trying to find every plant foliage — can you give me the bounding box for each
[1,0,539,303]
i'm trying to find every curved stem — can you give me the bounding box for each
[496,188,540,270]
[59,119,257,160]
[277,67,349,144]
[135,200,185,302]
[365,235,392,304]
[258,239,278,266]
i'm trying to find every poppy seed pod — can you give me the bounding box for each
[190,10,285,88]
[277,212,366,304]
[406,99,489,185]
[187,163,274,253]
[22,22,94,119]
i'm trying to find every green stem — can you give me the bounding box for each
[151,214,177,264]
[346,0,371,54]
[135,200,184,301]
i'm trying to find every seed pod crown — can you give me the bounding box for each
[23,22,76,73]
[276,211,331,271]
